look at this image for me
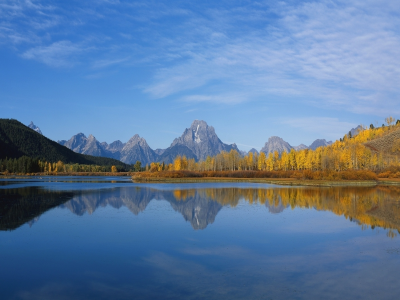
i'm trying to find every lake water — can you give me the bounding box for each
[1,177,400,300]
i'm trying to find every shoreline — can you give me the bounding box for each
[0,172,132,178]
[1,173,400,187]
[132,177,400,187]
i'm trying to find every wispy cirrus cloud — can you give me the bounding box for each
[22,40,88,67]
[143,0,400,115]
[2,0,400,118]
[92,57,130,69]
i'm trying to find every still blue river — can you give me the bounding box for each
[0,176,399,299]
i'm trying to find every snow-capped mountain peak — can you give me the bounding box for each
[28,121,42,135]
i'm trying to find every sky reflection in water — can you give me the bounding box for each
[0,177,399,300]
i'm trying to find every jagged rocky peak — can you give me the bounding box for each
[248,148,259,154]
[106,140,125,152]
[349,125,363,137]
[58,132,108,157]
[63,133,87,151]
[191,119,213,143]
[28,121,42,135]
[125,134,148,147]
[309,139,331,150]
[59,131,157,165]
[261,136,292,155]
[119,134,158,165]
[170,120,239,161]
[294,144,308,151]
[239,150,247,157]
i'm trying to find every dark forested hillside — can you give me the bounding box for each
[0,119,128,168]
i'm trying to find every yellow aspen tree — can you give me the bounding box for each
[181,156,188,170]
[248,152,253,170]
[273,151,279,170]
[253,152,259,170]
[289,149,297,170]
[305,150,313,170]
[281,151,289,171]
[266,153,274,171]
[174,156,182,171]
[258,152,266,170]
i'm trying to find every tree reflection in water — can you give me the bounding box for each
[1,185,400,236]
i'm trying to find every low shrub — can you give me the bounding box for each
[133,170,378,180]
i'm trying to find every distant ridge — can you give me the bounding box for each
[293,144,308,151]
[257,136,335,154]
[248,148,259,154]
[309,139,332,150]
[349,125,363,137]
[59,133,157,165]
[0,119,128,167]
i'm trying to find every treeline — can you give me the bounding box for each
[133,170,378,181]
[146,120,400,174]
[0,156,127,174]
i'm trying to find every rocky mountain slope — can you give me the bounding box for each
[169,120,239,161]
[349,125,363,137]
[260,137,333,154]
[293,144,308,151]
[309,139,332,150]
[158,144,197,164]
[248,148,259,154]
[59,133,157,165]
[260,136,293,155]
[119,134,158,165]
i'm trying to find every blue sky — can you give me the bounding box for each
[1,0,400,151]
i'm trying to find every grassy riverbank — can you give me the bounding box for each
[134,177,383,186]
[132,170,400,186]
[0,172,133,178]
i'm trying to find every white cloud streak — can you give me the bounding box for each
[143,0,400,115]
[1,0,400,117]
[22,41,87,67]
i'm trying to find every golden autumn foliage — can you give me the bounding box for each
[166,186,400,236]
[148,122,400,177]
[134,169,378,180]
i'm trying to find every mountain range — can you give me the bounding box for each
[59,120,239,165]
[259,136,332,155]
[56,119,333,165]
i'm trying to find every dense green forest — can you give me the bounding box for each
[0,156,129,173]
[0,119,130,171]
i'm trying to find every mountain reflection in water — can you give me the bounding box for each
[1,185,400,235]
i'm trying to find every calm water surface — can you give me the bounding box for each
[1,176,400,299]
